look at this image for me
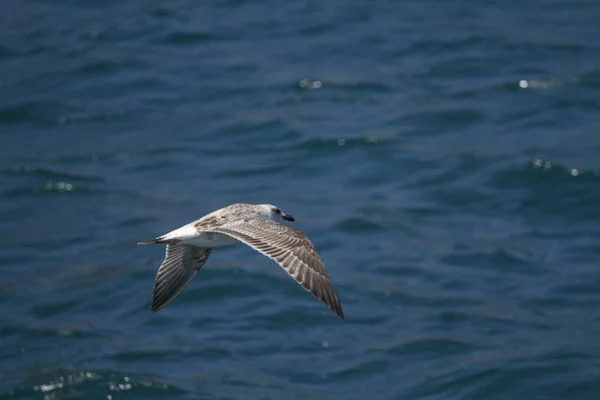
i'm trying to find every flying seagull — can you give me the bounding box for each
[138,203,344,319]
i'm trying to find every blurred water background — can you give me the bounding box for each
[2,1,600,399]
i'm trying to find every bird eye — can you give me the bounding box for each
[275,208,281,214]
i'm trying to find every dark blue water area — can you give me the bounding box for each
[2,0,600,399]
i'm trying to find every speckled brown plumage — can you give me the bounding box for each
[140,203,344,320]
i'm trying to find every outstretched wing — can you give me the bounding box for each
[151,244,212,312]
[209,218,344,319]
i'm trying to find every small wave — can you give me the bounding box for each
[75,60,118,75]
[5,164,104,182]
[162,31,218,45]
[442,247,538,273]
[388,107,485,135]
[517,77,578,90]
[8,370,180,400]
[384,337,476,358]
[299,135,389,151]
[488,159,600,222]
[5,181,95,198]
[529,158,600,179]
[328,358,390,381]
[214,162,294,179]
[0,101,62,125]
[320,80,392,93]
[336,217,386,233]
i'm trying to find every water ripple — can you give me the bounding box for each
[2,0,600,399]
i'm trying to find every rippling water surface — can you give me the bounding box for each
[2,1,600,399]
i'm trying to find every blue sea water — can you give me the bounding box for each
[2,0,600,399]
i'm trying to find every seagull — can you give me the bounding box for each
[138,203,344,319]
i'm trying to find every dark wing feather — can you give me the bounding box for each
[151,244,212,312]
[209,218,344,320]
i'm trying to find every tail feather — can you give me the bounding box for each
[138,237,165,245]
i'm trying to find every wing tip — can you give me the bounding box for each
[150,294,161,312]
[151,283,175,313]
[151,290,171,313]
[319,282,345,321]
[300,274,345,321]
[330,299,345,320]
[150,302,162,313]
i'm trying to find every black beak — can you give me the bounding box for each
[282,213,295,222]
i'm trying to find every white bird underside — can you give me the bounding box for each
[138,203,344,320]
[158,223,240,247]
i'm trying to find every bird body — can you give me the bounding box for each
[139,203,344,320]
